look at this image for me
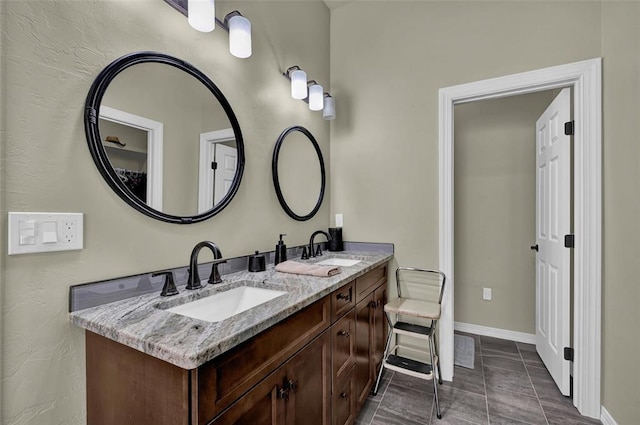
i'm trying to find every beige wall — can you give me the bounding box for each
[331,1,639,423]
[454,91,554,334]
[0,1,330,423]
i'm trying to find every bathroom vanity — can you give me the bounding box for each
[71,252,391,425]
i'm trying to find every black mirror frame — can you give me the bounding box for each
[272,126,326,221]
[84,51,245,224]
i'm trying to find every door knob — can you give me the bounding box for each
[530,244,539,252]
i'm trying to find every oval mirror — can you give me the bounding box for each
[84,51,245,224]
[272,126,326,221]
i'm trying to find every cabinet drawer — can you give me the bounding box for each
[331,280,355,322]
[332,366,356,425]
[355,265,387,303]
[331,310,356,389]
[195,296,331,424]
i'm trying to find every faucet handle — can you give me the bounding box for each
[152,271,179,297]
[315,245,323,257]
[208,259,227,285]
[301,246,309,260]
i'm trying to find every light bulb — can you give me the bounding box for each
[323,95,335,120]
[291,69,307,100]
[309,84,323,111]
[188,0,215,32]
[228,14,251,58]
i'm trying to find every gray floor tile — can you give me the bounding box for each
[392,371,435,393]
[371,408,427,425]
[377,381,434,424]
[480,336,519,354]
[370,375,392,402]
[429,414,482,425]
[487,387,547,425]
[483,365,536,397]
[482,350,527,373]
[542,401,602,425]
[355,398,380,425]
[516,342,537,352]
[520,350,545,368]
[443,365,485,396]
[437,385,489,425]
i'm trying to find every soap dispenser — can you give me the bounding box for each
[274,234,287,265]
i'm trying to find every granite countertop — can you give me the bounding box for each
[70,251,393,370]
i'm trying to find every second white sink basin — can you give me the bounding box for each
[166,286,287,323]
[316,258,361,267]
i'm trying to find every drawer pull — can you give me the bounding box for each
[340,392,349,399]
[336,292,351,301]
[278,386,289,401]
[338,330,350,338]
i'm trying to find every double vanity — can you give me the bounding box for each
[70,250,392,425]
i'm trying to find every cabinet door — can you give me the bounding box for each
[285,331,331,425]
[332,367,356,425]
[210,368,287,425]
[354,293,374,408]
[332,310,356,389]
[372,284,387,374]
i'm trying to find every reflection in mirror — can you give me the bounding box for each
[85,52,245,224]
[272,126,325,221]
[100,62,236,217]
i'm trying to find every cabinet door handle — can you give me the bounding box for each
[340,392,349,399]
[277,386,289,401]
[287,379,298,393]
[369,301,377,308]
[336,292,351,301]
[338,330,350,338]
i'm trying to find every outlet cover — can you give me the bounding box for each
[8,212,83,255]
[483,287,492,301]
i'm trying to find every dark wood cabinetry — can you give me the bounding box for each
[85,263,387,425]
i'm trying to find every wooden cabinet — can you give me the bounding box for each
[353,268,387,410]
[212,331,331,425]
[85,263,388,425]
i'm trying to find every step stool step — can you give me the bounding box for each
[385,354,433,376]
[393,321,433,337]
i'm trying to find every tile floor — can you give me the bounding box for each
[355,332,602,425]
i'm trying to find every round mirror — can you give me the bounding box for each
[84,52,245,224]
[272,126,326,221]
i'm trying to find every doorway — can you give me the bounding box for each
[438,59,602,419]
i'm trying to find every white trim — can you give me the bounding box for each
[99,106,164,210]
[454,322,536,345]
[198,128,235,213]
[600,407,619,425]
[438,58,601,419]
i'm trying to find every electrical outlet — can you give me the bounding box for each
[483,288,492,301]
[8,212,83,255]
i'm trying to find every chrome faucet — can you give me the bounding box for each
[308,230,331,258]
[186,241,226,290]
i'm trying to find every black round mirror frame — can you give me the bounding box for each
[84,51,245,224]
[272,126,326,221]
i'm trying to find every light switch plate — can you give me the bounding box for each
[8,212,83,255]
[483,287,492,301]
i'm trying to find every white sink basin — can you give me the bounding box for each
[315,258,361,267]
[166,286,287,323]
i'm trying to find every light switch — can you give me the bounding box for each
[19,220,36,245]
[42,221,58,243]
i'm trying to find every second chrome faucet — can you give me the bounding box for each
[187,241,227,290]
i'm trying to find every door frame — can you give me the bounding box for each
[198,128,235,213]
[438,58,601,418]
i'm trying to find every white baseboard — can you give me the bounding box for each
[454,321,536,344]
[600,406,618,425]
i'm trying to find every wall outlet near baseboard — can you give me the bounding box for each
[482,287,492,301]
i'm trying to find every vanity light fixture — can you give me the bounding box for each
[282,66,335,119]
[183,0,252,58]
[188,0,216,32]
[322,93,335,120]
[308,81,324,111]
[285,66,308,100]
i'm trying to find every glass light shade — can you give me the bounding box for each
[309,84,324,111]
[228,15,252,58]
[323,96,336,120]
[291,70,307,99]
[188,0,216,32]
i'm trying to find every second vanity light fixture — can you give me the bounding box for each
[283,66,336,120]
[187,0,252,58]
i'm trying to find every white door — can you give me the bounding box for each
[213,144,237,205]
[535,88,571,396]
